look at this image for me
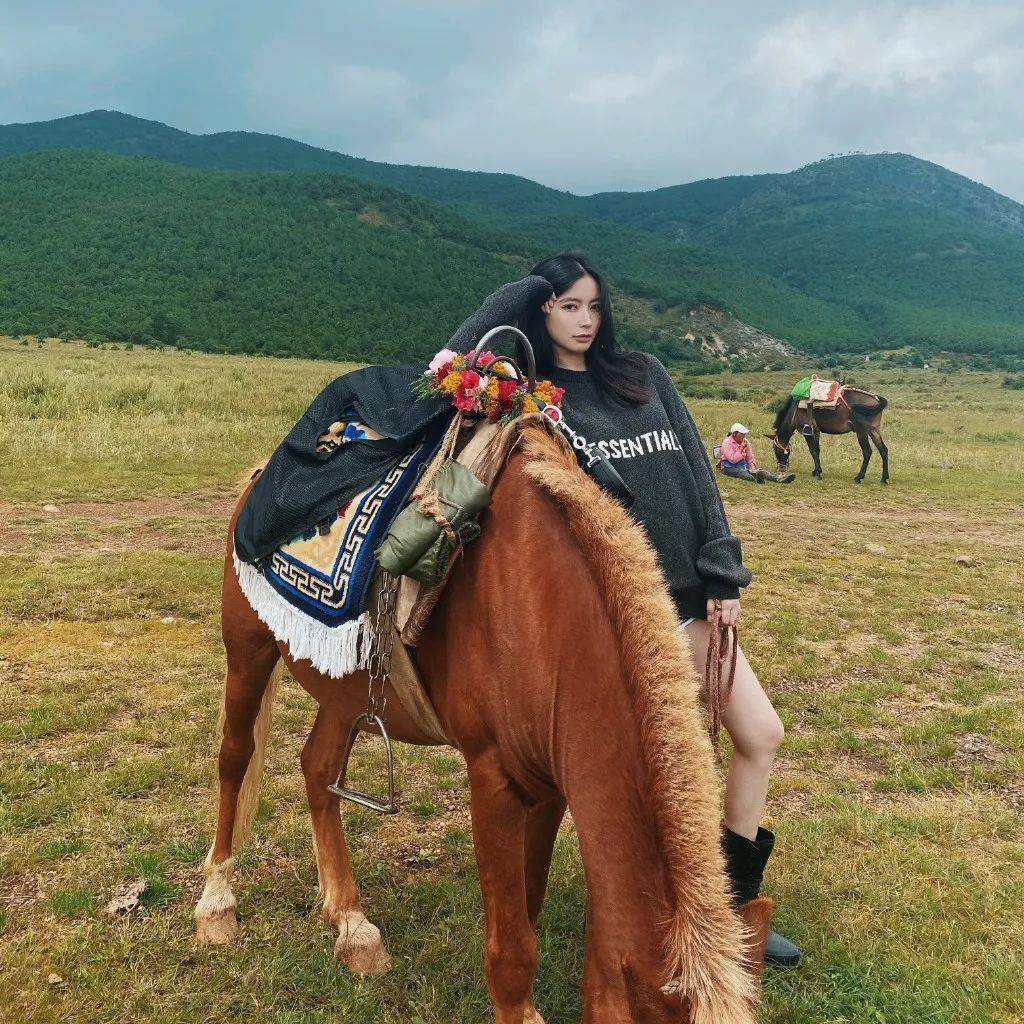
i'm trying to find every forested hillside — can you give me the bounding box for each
[0,151,528,362]
[3,110,1024,359]
[0,150,867,361]
[585,155,1024,355]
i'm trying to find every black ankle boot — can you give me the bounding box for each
[722,826,802,969]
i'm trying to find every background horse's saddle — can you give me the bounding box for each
[796,377,844,410]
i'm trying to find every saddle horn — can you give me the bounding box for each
[467,325,537,393]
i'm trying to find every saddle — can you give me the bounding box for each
[794,375,845,411]
[354,412,562,749]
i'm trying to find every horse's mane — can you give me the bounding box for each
[773,396,796,432]
[517,427,753,1020]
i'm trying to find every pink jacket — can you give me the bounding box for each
[720,435,757,470]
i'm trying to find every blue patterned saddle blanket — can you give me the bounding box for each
[233,416,445,677]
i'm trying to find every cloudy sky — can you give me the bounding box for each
[5,0,1024,201]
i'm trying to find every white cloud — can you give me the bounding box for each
[327,65,415,109]
[3,1,1024,202]
[752,4,1020,91]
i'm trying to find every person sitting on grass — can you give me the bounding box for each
[720,423,795,484]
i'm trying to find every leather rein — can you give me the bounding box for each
[703,602,738,755]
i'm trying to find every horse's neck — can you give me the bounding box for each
[553,653,679,1018]
[422,447,680,1012]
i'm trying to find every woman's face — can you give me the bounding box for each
[541,274,602,366]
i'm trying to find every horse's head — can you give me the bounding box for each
[767,432,791,470]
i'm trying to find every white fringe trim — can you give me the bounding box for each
[233,547,376,678]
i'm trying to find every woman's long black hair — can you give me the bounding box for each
[517,251,651,406]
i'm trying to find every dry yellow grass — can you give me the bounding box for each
[1,338,1022,1023]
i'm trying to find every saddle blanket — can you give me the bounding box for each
[793,376,843,408]
[810,378,842,404]
[233,417,446,678]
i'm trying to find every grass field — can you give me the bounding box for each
[1,337,1022,1024]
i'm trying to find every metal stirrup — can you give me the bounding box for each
[327,571,401,814]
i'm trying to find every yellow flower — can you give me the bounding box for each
[440,371,462,395]
[521,394,539,415]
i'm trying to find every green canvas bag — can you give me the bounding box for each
[375,456,491,587]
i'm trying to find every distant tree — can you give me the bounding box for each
[149,313,181,346]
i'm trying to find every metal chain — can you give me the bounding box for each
[365,571,399,722]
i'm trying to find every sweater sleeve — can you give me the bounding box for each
[447,276,554,351]
[646,355,752,599]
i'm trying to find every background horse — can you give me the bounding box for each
[194,425,768,1024]
[768,388,890,483]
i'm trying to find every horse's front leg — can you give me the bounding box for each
[804,428,823,478]
[300,702,392,975]
[525,795,566,929]
[468,748,545,1024]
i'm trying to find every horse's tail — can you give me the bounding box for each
[772,396,796,433]
[219,660,282,853]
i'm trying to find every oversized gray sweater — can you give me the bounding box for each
[547,355,751,620]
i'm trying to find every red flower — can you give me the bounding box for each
[454,391,479,413]
[496,379,518,403]
[550,385,565,405]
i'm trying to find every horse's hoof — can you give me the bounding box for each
[524,1008,547,1024]
[881,479,889,486]
[334,911,393,975]
[195,907,239,945]
[853,477,863,484]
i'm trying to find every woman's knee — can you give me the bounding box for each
[724,696,786,761]
[730,707,785,761]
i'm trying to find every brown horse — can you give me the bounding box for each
[768,388,890,484]
[194,424,769,1024]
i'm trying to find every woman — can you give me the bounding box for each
[516,251,801,969]
[720,423,795,484]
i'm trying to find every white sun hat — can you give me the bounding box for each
[729,422,750,434]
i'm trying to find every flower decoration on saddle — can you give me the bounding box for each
[412,347,564,424]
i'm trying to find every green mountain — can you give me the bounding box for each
[0,109,576,215]
[584,155,1024,354]
[0,150,535,362]
[0,148,867,361]
[3,110,1023,358]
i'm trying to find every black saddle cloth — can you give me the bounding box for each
[234,275,555,564]
[234,363,451,564]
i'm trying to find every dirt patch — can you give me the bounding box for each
[0,494,238,557]
[372,759,473,878]
[0,873,41,907]
[767,790,814,817]
[954,732,1005,767]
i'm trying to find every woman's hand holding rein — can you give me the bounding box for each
[708,597,741,627]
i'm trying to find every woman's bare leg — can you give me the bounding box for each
[682,619,784,839]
